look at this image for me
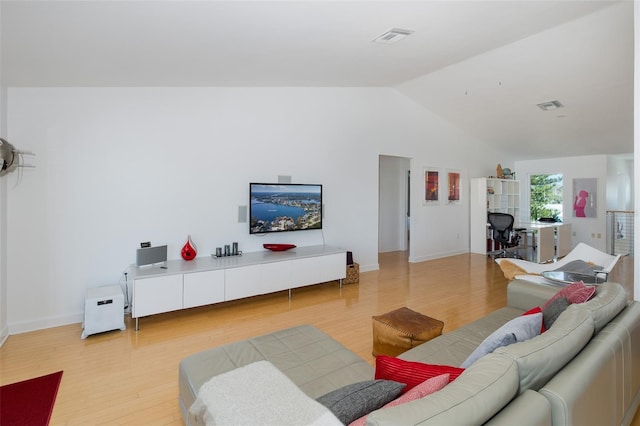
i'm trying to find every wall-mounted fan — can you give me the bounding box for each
[0,138,17,177]
[0,138,35,178]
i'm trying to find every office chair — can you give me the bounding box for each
[488,212,521,258]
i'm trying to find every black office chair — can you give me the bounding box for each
[488,212,521,258]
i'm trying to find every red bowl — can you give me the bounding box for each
[263,243,297,251]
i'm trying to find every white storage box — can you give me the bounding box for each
[81,285,126,339]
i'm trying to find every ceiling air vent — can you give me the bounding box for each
[537,100,564,111]
[373,28,414,44]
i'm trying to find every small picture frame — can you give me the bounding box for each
[423,167,439,205]
[447,169,461,204]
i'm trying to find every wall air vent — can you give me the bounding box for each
[537,100,564,111]
[373,28,414,44]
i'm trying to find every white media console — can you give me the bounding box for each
[127,245,347,330]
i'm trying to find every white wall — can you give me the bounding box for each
[607,155,634,211]
[515,155,627,252]
[378,155,410,253]
[5,86,501,333]
[635,1,639,302]
[0,0,8,345]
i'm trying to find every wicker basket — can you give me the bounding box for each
[345,263,360,284]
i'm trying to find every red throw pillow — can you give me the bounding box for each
[541,281,596,310]
[374,355,464,394]
[521,306,546,333]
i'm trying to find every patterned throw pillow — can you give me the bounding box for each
[348,374,450,426]
[541,281,596,310]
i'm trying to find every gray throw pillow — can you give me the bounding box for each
[461,312,543,368]
[316,379,405,424]
[542,296,570,330]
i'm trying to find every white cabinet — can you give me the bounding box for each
[132,274,183,318]
[470,178,521,254]
[183,270,225,309]
[129,245,346,329]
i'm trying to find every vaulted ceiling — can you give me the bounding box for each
[1,1,634,160]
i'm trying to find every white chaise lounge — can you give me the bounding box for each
[495,242,621,284]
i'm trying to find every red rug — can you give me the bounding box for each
[0,371,63,425]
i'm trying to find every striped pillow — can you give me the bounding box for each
[374,355,464,393]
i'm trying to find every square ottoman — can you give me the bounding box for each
[372,307,444,357]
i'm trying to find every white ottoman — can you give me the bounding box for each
[81,285,126,339]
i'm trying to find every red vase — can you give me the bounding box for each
[181,235,197,261]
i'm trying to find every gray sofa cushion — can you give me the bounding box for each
[494,305,594,392]
[572,282,628,333]
[508,279,559,311]
[366,353,519,425]
[400,307,523,367]
[486,390,552,426]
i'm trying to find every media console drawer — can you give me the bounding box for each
[183,269,225,309]
[132,274,183,318]
[225,261,293,301]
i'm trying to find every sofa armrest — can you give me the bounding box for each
[507,279,557,311]
[485,390,551,426]
[539,302,640,426]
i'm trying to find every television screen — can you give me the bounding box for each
[250,183,323,234]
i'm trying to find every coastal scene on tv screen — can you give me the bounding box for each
[250,184,322,234]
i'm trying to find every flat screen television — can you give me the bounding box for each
[249,183,323,234]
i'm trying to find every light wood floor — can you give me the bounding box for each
[0,252,637,425]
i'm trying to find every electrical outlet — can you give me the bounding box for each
[597,233,601,239]
[591,233,595,238]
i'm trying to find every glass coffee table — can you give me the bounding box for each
[541,270,609,285]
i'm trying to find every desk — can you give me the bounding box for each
[514,222,572,263]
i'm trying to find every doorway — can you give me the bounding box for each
[379,155,411,255]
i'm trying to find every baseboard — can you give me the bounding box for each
[359,263,379,273]
[0,324,9,347]
[8,312,83,335]
[409,249,468,263]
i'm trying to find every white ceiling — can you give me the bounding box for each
[1,0,634,160]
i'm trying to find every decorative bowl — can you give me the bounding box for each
[263,243,296,252]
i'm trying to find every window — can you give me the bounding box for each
[530,174,563,221]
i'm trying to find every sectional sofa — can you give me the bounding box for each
[179,280,640,425]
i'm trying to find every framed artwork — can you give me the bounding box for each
[423,167,439,205]
[573,178,597,218]
[447,169,461,204]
